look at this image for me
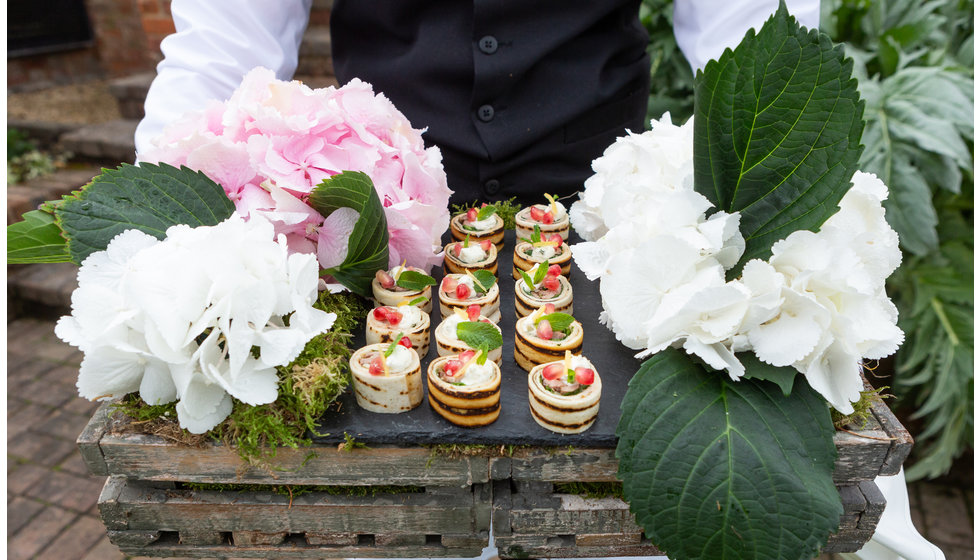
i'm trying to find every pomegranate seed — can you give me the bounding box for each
[456,283,471,299]
[369,355,385,376]
[387,310,403,326]
[529,206,545,221]
[481,202,488,208]
[452,243,462,257]
[549,233,563,245]
[574,367,595,385]
[543,275,560,292]
[372,307,390,320]
[398,336,412,349]
[467,304,481,321]
[444,359,462,375]
[375,270,395,289]
[441,276,458,293]
[547,264,562,277]
[460,350,477,363]
[480,239,492,252]
[536,319,553,340]
[544,303,556,314]
[542,363,564,380]
[466,208,478,222]
[542,211,554,225]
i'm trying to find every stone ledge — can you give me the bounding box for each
[59,120,138,165]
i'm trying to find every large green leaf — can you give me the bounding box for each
[56,163,235,263]
[693,3,864,273]
[308,171,389,298]
[617,350,841,560]
[7,210,71,264]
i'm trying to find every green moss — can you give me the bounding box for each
[832,385,891,430]
[178,481,424,498]
[110,291,370,467]
[452,197,522,229]
[339,432,370,452]
[553,481,624,499]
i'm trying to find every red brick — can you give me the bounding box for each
[7,496,46,537]
[57,450,95,477]
[8,431,77,466]
[23,469,106,513]
[7,463,51,495]
[142,16,175,35]
[7,402,58,437]
[137,0,159,14]
[34,515,108,560]
[7,506,77,560]
[35,409,91,441]
[19,379,77,408]
[918,482,972,549]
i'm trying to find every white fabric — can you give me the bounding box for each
[134,0,313,156]
[673,0,821,71]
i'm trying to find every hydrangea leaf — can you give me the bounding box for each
[7,210,71,264]
[308,171,389,298]
[616,349,841,560]
[55,163,235,264]
[693,2,864,274]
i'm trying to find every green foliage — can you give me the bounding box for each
[832,385,891,430]
[55,163,235,263]
[617,350,841,560]
[693,4,864,274]
[7,128,70,185]
[824,0,974,480]
[553,481,624,500]
[8,128,36,159]
[339,432,370,452]
[640,0,695,124]
[6,210,71,264]
[308,171,390,298]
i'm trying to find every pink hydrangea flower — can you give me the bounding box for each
[139,67,452,274]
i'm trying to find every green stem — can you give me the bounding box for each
[930,297,960,347]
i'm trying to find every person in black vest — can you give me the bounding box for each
[134,0,818,206]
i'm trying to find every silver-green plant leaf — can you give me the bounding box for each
[693,2,864,274]
[616,349,841,560]
[308,171,389,298]
[56,163,235,264]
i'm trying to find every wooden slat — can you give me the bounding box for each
[76,401,111,476]
[97,431,487,485]
[870,396,914,476]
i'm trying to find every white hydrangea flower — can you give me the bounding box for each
[56,214,337,433]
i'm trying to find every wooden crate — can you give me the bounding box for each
[78,393,910,558]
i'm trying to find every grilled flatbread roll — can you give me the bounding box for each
[527,355,601,434]
[512,240,571,280]
[435,312,503,365]
[371,265,433,313]
[427,354,501,427]
[450,212,505,251]
[444,240,498,276]
[513,310,583,372]
[438,273,501,323]
[365,305,431,357]
[349,344,423,413]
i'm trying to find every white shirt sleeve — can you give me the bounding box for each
[134,0,313,158]
[673,0,821,72]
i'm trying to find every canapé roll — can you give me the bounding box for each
[514,274,572,319]
[514,198,570,242]
[443,240,498,276]
[427,353,501,427]
[365,304,431,357]
[512,240,571,280]
[438,273,501,323]
[350,343,423,413]
[527,354,601,434]
[450,211,505,251]
[435,311,503,365]
[371,265,433,313]
[513,309,583,372]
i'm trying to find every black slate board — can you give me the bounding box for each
[312,229,643,448]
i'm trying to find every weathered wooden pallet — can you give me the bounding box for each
[78,394,912,486]
[100,477,491,558]
[491,479,887,558]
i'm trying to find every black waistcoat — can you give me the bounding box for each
[331,1,650,205]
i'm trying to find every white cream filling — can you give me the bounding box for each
[465,215,497,231]
[529,244,557,260]
[385,345,414,372]
[394,305,423,330]
[459,361,495,386]
[458,244,487,264]
[568,355,594,371]
[438,315,466,342]
[518,316,537,338]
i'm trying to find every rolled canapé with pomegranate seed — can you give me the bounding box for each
[372,266,436,313]
[512,228,571,280]
[450,205,505,251]
[514,194,569,242]
[444,238,498,276]
[514,262,572,319]
[350,342,423,413]
[427,350,502,427]
[436,306,502,365]
[513,306,583,372]
[438,271,501,323]
[365,304,431,357]
[527,352,601,434]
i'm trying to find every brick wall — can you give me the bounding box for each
[136,0,174,65]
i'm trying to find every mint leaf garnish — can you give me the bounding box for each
[520,269,535,291]
[476,205,497,220]
[407,295,429,307]
[530,224,542,244]
[395,270,437,291]
[456,321,503,360]
[471,270,497,294]
[537,312,575,334]
[532,260,550,284]
[383,332,405,358]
